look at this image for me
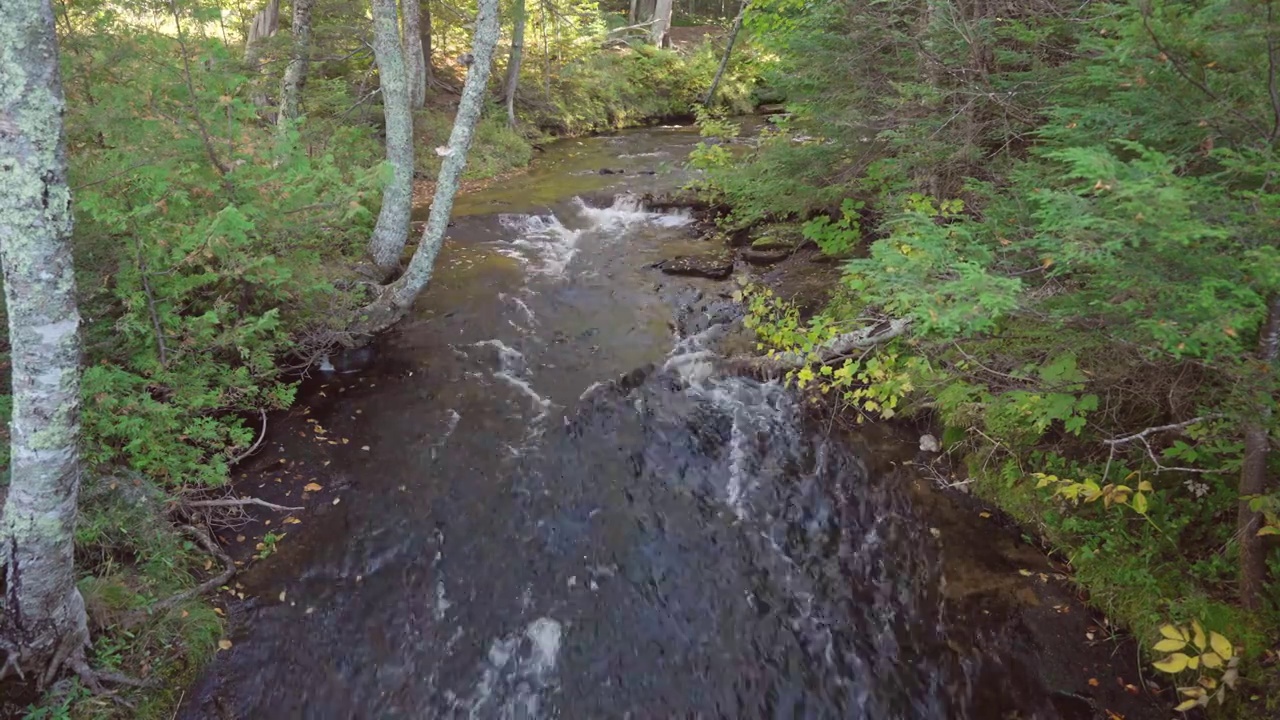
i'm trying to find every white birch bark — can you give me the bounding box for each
[368,0,417,272]
[402,0,427,109]
[0,0,91,685]
[353,0,502,333]
[651,0,673,46]
[276,0,315,125]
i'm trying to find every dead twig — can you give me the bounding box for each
[186,497,302,512]
[227,409,268,466]
[1102,414,1229,477]
[731,317,913,372]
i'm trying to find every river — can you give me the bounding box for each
[179,126,1161,720]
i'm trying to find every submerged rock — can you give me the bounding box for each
[741,248,790,266]
[655,252,734,280]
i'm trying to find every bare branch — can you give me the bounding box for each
[730,317,913,372]
[1102,414,1222,447]
[186,497,302,512]
[1103,414,1230,475]
[228,409,268,466]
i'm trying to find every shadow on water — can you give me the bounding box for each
[179,127,1162,720]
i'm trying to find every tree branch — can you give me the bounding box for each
[228,409,268,465]
[186,497,302,512]
[1102,414,1223,447]
[731,317,913,372]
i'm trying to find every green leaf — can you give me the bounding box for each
[1131,492,1148,515]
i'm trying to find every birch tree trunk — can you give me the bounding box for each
[703,0,746,107]
[353,0,502,334]
[402,0,427,109]
[503,0,526,128]
[1239,293,1280,609]
[0,0,92,686]
[276,0,315,125]
[368,0,416,272]
[422,0,433,84]
[651,0,673,46]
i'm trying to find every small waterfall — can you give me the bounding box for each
[496,195,693,278]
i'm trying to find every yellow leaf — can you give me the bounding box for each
[1199,651,1223,669]
[1153,638,1187,653]
[1208,632,1232,659]
[1160,624,1187,641]
[1174,698,1201,712]
[218,639,233,651]
[303,482,323,492]
[1138,480,1153,492]
[1186,654,1199,670]
[1191,620,1205,651]
[1153,653,1190,673]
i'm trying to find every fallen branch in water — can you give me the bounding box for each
[730,317,913,373]
[185,496,303,512]
[124,525,235,628]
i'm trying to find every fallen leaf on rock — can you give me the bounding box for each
[361,445,370,451]
[278,590,287,602]
[979,512,992,519]
[1018,569,1033,577]
[284,516,302,525]
[304,482,323,492]
[332,497,341,505]
[1088,678,1100,687]
[218,639,233,651]
[213,607,225,616]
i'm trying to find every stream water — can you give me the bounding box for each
[179,127,1159,720]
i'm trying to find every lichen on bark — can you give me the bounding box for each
[367,0,417,272]
[0,0,92,686]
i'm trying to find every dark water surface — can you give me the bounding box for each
[180,127,1157,720]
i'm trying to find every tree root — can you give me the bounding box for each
[123,525,235,629]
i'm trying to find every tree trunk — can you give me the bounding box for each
[651,0,673,46]
[1239,292,1280,609]
[276,0,315,125]
[352,0,502,334]
[368,0,416,272]
[0,0,91,687]
[703,0,746,107]
[422,0,433,84]
[629,0,638,24]
[244,0,281,107]
[503,0,526,128]
[402,0,427,108]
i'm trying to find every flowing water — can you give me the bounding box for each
[180,127,1156,720]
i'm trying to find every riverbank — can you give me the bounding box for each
[684,209,1280,716]
[3,26,762,713]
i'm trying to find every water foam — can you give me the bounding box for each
[496,195,692,279]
